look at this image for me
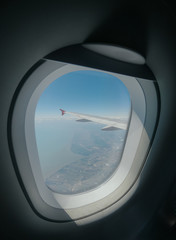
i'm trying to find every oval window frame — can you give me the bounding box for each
[10,59,158,222]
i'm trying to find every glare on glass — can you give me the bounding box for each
[35,70,131,194]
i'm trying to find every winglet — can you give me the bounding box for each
[59,109,66,116]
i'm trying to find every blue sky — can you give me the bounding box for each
[35,70,131,118]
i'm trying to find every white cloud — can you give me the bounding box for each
[35,114,76,123]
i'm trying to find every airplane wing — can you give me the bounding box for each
[59,109,127,131]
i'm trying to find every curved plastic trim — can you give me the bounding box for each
[11,60,158,221]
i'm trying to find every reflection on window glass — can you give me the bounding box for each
[35,70,131,194]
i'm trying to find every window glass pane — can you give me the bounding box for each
[35,70,131,194]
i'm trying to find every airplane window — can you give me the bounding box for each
[11,58,158,221]
[34,70,131,194]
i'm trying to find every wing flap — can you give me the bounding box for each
[76,119,92,122]
[101,126,120,131]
